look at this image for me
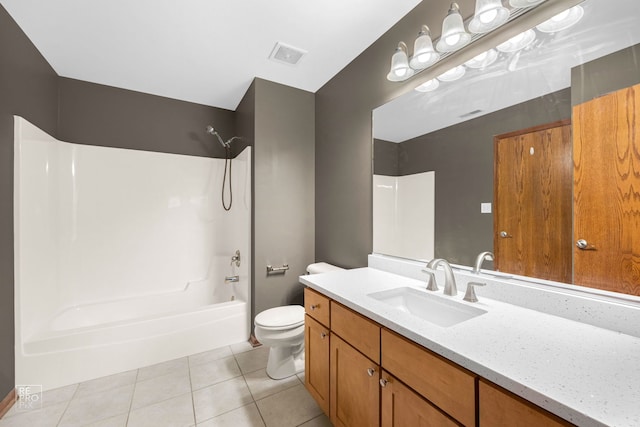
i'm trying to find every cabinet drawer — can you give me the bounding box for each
[304,288,330,326]
[479,379,573,427]
[381,329,476,427]
[331,302,380,363]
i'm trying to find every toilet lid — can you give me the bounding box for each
[255,305,305,328]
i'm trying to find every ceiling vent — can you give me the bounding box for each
[459,109,483,119]
[269,42,307,66]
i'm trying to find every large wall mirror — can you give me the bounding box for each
[373,0,640,295]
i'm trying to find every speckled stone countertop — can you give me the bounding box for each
[300,267,640,427]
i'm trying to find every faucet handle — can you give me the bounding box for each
[463,282,486,303]
[421,268,439,291]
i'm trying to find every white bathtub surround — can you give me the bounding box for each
[13,116,252,391]
[301,257,640,427]
[373,172,435,261]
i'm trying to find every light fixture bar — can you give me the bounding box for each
[387,0,558,83]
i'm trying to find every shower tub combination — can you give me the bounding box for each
[14,117,251,390]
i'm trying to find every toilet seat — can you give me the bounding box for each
[254,305,304,330]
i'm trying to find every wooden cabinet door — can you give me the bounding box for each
[330,334,380,427]
[380,371,460,427]
[304,314,330,415]
[479,379,573,427]
[494,121,573,283]
[573,83,640,295]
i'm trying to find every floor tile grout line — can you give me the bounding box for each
[187,356,198,427]
[54,382,86,427]
[239,371,268,427]
[123,369,140,427]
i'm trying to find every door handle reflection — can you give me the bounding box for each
[576,239,597,250]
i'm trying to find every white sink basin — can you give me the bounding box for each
[368,287,487,327]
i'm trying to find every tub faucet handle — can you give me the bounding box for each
[231,250,241,267]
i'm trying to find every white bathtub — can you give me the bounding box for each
[14,117,252,391]
[18,292,249,391]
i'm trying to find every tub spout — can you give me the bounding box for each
[225,275,239,283]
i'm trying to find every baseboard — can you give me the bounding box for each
[249,334,262,348]
[0,388,16,419]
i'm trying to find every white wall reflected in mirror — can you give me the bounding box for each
[373,172,434,261]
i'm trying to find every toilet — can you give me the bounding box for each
[254,262,344,379]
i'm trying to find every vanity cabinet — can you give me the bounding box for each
[305,288,477,426]
[479,379,573,427]
[305,288,576,426]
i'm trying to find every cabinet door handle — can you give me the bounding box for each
[379,378,389,387]
[320,332,327,339]
[367,368,376,377]
[310,304,319,310]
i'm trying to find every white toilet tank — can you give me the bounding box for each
[306,262,344,274]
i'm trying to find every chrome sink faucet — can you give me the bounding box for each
[472,251,494,274]
[426,258,457,296]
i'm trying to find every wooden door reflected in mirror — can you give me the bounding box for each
[494,121,572,283]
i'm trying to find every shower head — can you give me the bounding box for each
[205,125,228,148]
[205,125,241,148]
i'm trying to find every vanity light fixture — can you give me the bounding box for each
[536,5,584,33]
[496,29,536,52]
[469,0,510,34]
[415,79,440,92]
[438,65,466,82]
[386,0,582,83]
[508,0,545,7]
[436,3,472,53]
[465,48,499,68]
[387,42,415,82]
[409,26,440,70]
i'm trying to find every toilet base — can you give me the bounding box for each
[266,344,305,380]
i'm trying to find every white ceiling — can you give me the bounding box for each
[374,0,640,142]
[0,0,421,110]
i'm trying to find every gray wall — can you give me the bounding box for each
[235,81,257,322]
[252,79,315,319]
[373,139,399,176]
[0,5,59,399]
[315,0,477,268]
[572,44,640,105]
[58,78,236,159]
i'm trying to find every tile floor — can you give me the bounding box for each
[0,342,332,427]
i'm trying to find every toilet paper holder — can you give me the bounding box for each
[266,264,289,275]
